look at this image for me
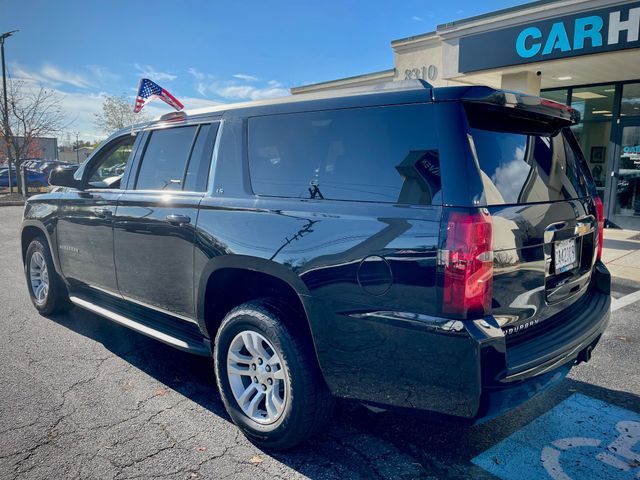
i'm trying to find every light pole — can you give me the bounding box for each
[75,132,80,164]
[1,30,18,194]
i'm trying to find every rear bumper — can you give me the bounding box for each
[475,262,610,421]
[316,262,610,420]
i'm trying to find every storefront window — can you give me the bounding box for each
[615,126,640,217]
[541,88,569,105]
[570,85,615,195]
[621,82,640,117]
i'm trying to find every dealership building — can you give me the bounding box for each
[292,0,640,229]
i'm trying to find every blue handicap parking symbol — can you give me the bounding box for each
[472,393,640,479]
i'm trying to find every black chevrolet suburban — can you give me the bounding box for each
[21,80,610,449]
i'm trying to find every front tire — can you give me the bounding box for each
[25,236,72,315]
[214,299,333,450]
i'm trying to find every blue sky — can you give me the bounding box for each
[2,0,528,140]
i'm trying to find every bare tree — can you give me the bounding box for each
[95,94,149,133]
[0,80,67,195]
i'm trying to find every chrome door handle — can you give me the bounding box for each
[166,214,191,226]
[93,207,113,218]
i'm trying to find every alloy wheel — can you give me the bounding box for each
[29,251,49,305]
[226,330,288,424]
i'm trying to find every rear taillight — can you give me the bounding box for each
[441,209,493,318]
[594,196,604,260]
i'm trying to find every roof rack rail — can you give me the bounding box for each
[365,79,433,91]
[328,79,432,95]
[183,79,433,118]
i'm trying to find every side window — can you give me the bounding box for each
[247,104,440,204]
[135,126,198,191]
[87,136,136,189]
[183,123,218,192]
[135,124,217,192]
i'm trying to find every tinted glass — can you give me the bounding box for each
[469,128,590,205]
[541,89,569,105]
[570,85,614,194]
[136,126,197,191]
[88,137,135,189]
[183,123,217,192]
[615,125,640,216]
[248,105,440,204]
[621,82,640,117]
[571,85,615,122]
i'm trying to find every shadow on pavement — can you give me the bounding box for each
[603,238,640,251]
[45,307,640,479]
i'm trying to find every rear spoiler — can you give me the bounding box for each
[443,86,580,135]
[462,88,579,123]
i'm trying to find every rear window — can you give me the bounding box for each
[468,128,591,205]
[248,105,441,205]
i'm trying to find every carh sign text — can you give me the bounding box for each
[459,3,640,73]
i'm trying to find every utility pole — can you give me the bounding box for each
[1,30,17,194]
[75,132,80,164]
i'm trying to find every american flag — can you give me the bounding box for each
[134,78,184,113]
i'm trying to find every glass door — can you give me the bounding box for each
[611,120,640,228]
[569,84,616,200]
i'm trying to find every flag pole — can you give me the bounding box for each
[131,78,144,137]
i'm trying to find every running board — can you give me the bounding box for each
[69,295,211,356]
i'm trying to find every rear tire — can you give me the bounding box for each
[214,298,333,450]
[25,236,72,315]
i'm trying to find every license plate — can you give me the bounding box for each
[554,238,577,274]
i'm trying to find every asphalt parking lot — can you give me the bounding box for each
[1,204,639,480]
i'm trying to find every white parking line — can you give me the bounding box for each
[611,289,640,312]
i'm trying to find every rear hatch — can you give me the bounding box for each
[437,89,603,345]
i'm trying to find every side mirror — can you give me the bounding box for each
[49,165,81,189]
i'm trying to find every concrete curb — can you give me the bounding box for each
[0,201,25,207]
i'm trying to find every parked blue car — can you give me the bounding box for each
[0,167,49,188]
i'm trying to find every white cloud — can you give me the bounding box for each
[196,83,208,96]
[57,91,109,140]
[192,74,288,101]
[10,62,124,90]
[85,64,120,84]
[189,68,286,101]
[213,82,289,101]
[412,15,422,21]
[188,67,206,81]
[188,68,214,96]
[233,73,259,82]
[490,145,529,202]
[133,63,177,82]
[40,64,91,88]
[9,62,91,89]
[9,63,51,86]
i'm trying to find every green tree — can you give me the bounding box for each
[94,95,149,133]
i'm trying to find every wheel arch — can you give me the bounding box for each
[21,221,63,276]
[197,255,328,379]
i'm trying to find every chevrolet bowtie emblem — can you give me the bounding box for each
[574,222,591,236]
